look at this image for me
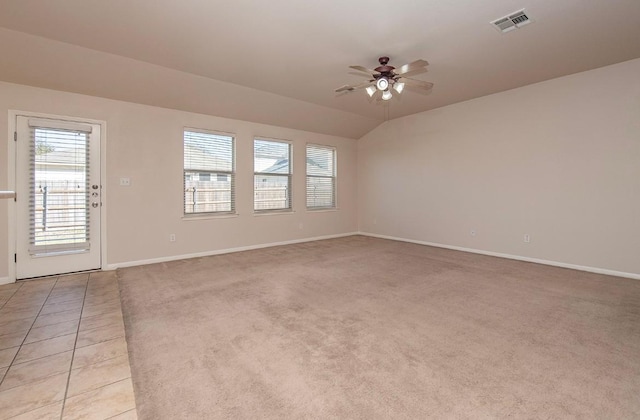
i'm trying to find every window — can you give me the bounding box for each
[306,144,336,209]
[254,138,292,211]
[184,129,235,214]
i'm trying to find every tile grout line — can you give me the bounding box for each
[78,317,124,335]
[64,376,133,402]
[0,277,59,387]
[1,343,126,394]
[26,313,84,332]
[74,331,125,350]
[5,401,62,420]
[105,408,136,420]
[23,314,120,348]
[0,358,74,394]
[60,274,91,420]
[0,282,24,311]
[68,353,126,374]
[3,335,77,365]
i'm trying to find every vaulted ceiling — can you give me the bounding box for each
[0,0,639,138]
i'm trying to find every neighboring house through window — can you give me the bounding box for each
[254,138,292,211]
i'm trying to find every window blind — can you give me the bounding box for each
[184,130,235,214]
[28,124,91,255]
[306,144,336,209]
[254,139,292,211]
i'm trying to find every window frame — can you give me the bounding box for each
[183,128,236,216]
[253,137,293,213]
[306,143,337,210]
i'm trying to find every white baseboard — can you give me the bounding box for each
[107,232,359,270]
[359,232,640,280]
[0,276,13,285]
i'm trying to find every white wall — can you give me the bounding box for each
[0,82,358,279]
[358,58,640,277]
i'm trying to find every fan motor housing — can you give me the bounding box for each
[375,56,396,76]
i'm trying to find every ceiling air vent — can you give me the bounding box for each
[491,9,532,33]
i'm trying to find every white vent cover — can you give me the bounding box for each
[491,9,532,33]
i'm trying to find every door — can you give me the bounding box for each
[15,116,102,279]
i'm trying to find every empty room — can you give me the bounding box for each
[1,1,639,419]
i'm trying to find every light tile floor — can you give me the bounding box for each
[0,272,137,420]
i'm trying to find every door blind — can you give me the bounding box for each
[28,122,92,255]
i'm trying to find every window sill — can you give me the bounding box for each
[182,213,239,221]
[306,207,339,213]
[253,210,295,217]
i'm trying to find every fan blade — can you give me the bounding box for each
[335,85,354,93]
[348,71,375,79]
[397,67,428,78]
[351,80,375,90]
[395,59,429,75]
[399,77,434,90]
[349,65,378,75]
[335,80,375,94]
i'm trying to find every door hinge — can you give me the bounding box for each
[14,254,17,263]
[14,131,17,141]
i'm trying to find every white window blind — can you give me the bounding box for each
[306,144,336,209]
[254,139,292,211]
[184,130,235,214]
[28,123,92,255]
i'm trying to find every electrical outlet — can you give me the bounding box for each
[470,230,476,236]
[119,177,131,186]
[169,234,176,242]
[524,234,530,243]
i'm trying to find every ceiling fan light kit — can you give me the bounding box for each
[336,56,433,103]
[376,77,389,91]
[365,86,377,97]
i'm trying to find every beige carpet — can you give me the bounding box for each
[117,235,640,419]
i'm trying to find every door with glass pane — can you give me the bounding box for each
[15,116,101,279]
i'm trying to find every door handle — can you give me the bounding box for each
[92,202,99,208]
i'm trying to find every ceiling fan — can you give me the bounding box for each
[335,56,434,101]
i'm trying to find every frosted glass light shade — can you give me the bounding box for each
[376,78,389,91]
[382,90,392,101]
[366,86,377,97]
[393,82,405,94]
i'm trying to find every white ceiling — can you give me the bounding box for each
[0,0,639,138]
